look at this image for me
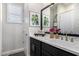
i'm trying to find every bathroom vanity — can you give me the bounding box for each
[30,35,79,56]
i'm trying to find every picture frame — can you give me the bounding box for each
[42,14,50,27]
[29,11,40,27]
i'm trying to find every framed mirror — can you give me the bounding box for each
[41,3,79,36]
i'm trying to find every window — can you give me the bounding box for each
[7,4,24,23]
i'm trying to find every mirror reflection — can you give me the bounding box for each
[42,3,79,35]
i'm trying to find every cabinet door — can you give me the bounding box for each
[42,42,57,55]
[30,42,35,56]
[42,42,76,56]
[30,43,41,56]
[34,45,41,56]
[30,38,41,56]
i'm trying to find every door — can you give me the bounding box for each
[2,3,25,54]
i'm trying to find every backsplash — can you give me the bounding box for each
[29,27,50,35]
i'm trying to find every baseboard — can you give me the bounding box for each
[2,48,24,56]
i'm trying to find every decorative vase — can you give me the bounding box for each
[50,32,59,39]
[50,33,54,38]
[54,33,59,39]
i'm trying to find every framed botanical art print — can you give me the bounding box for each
[42,14,50,27]
[29,11,40,27]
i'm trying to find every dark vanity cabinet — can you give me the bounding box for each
[30,37,41,56]
[30,37,76,56]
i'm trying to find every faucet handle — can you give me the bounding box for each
[61,36,63,40]
[70,37,74,42]
[65,37,68,41]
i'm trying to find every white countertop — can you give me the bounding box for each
[30,34,79,56]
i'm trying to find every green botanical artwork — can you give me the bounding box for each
[43,15,50,27]
[32,14,39,25]
[30,11,40,26]
[44,16,48,26]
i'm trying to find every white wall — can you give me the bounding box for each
[0,3,2,56]
[42,3,51,16]
[2,3,24,55]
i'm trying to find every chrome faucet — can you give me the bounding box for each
[65,33,68,41]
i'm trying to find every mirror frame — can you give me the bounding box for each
[40,3,79,37]
[40,3,54,30]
